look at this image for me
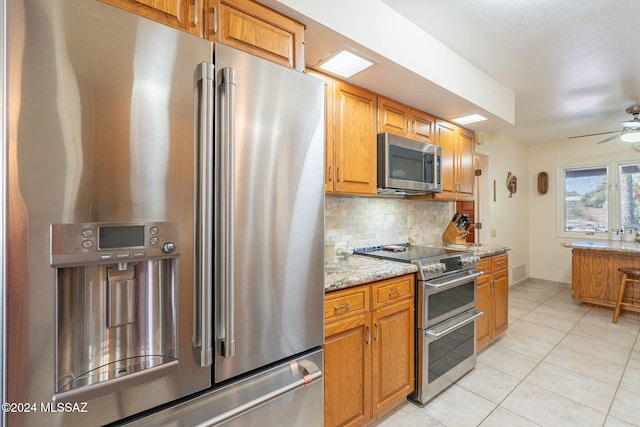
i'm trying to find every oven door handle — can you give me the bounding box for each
[424,269,483,292]
[424,309,483,341]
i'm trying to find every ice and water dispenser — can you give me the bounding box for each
[51,222,181,400]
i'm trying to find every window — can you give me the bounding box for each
[559,161,640,237]
[620,163,640,229]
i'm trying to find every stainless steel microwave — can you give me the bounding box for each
[377,132,442,195]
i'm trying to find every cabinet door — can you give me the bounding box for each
[334,82,377,195]
[410,109,434,143]
[457,128,475,199]
[324,313,372,427]
[371,299,414,417]
[100,0,202,35]
[377,97,409,137]
[208,0,304,71]
[492,269,509,336]
[306,70,336,193]
[433,120,457,199]
[475,275,492,349]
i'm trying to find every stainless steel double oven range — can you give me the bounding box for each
[356,244,483,403]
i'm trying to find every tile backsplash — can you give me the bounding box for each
[325,195,454,250]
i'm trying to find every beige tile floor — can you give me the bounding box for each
[372,280,640,427]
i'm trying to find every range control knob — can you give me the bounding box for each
[161,241,176,254]
[437,263,447,272]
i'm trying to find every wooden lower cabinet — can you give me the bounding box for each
[324,275,415,426]
[476,253,509,350]
[324,312,371,427]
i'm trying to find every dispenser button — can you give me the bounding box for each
[162,241,176,254]
[116,252,131,259]
[99,253,114,260]
[81,239,94,249]
[150,236,159,245]
[81,228,94,238]
[132,250,146,258]
[149,226,159,235]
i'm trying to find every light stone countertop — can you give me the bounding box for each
[565,240,640,253]
[324,255,418,292]
[324,243,511,292]
[426,242,511,258]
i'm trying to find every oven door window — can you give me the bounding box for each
[428,321,474,383]
[388,145,432,183]
[427,281,475,322]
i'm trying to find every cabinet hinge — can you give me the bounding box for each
[475,169,482,176]
[475,222,482,230]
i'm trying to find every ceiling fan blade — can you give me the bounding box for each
[596,133,622,144]
[569,130,619,139]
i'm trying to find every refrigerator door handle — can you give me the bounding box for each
[218,67,237,358]
[193,61,215,367]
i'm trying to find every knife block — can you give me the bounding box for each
[442,222,467,244]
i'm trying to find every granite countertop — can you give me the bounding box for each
[324,243,511,292]
[324,255,418,292]
[565,240,640,253]
[426,242,511,258]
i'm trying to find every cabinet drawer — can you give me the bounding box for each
[371,275,414,309]
[491,254,508,271]
[476,258,491,274]
[325,286,369,322]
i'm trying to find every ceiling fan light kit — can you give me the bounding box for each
[572,104,640,146]
[620,128,640,142]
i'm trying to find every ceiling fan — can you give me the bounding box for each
[570,104,640,145]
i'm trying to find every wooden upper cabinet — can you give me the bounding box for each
[306,70,336,193]
[434,120,457,199]
[100,0,203,35]
[334,81,378,195]
[457,127,475,199]
[205,0,305,71]
[410,109,434,143]
[377,96,434,143]
[378,97,410,136]
[430,119,475,201]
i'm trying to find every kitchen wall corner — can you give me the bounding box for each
[324,195,454,250]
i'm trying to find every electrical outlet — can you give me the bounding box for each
[491,229,497,238]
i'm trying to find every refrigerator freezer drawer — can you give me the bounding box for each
[122,349,324,427]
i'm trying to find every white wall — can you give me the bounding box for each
[527,137,640,283]
[479,131,530,286]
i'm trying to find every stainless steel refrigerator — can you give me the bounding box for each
[0,1,324,426]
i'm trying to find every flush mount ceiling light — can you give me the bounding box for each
[451,114,488,125]
[317,49,375,78]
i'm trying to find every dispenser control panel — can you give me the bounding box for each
[50,222,180,267]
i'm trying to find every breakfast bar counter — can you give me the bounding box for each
[566,240,640,315]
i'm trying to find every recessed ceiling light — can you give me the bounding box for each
[451,114,488,125]
[317,49,375,78]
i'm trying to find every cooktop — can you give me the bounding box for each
[354,244,467,263]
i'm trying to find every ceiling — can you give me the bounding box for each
[263,0,640,145]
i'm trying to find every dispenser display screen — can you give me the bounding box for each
[99,225,145,249]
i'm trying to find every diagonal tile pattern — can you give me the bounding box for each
[373,280,640,427]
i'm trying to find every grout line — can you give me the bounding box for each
[602,326,640,425]
[474,280,590,426]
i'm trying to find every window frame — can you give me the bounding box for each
[557,160,640,239]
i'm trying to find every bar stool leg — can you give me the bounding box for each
[613,272,628,324]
